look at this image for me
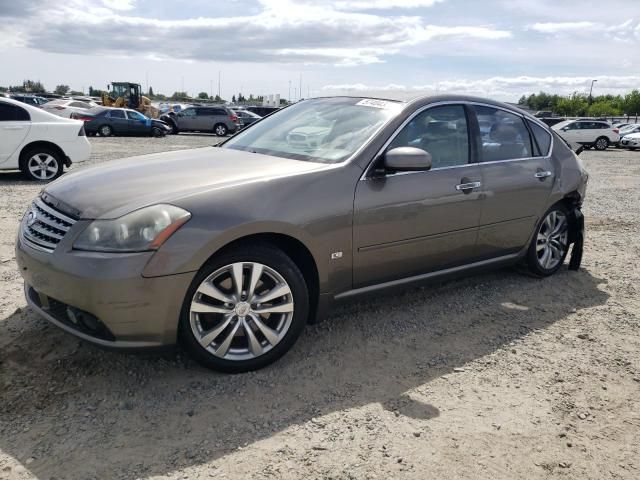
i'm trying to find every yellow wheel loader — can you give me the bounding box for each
[101,82,159,118]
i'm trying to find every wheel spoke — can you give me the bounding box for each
[198,315,233,347]
[243,318,263,356]
[214,318,242,357]
[231,263,244,299]
[253,301,294,314]
[191,300,233,314]
[539,247,551,269]
[254,283,291,304]
[197,281,233,303]
[249,314,280,345]
[247,263,263,299]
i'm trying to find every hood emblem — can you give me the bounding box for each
[26,209,38,227]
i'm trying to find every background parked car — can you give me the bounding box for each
[0,97,90,181]
[73,107,170,137]
[41,99,97,118]
[232,109,262,128]
[618,123,640,137]
[9,95,49,107]
[619,132,640,150]
[161,106,241,136]
[552,119,619,150]
[246,105,280,117]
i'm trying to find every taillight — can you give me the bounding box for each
[230,114,238,122]
[78,125,86,136]
[74,116,94,122]
[613,128,619,133]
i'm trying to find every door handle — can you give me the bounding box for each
[534,171,553,179]
[455,181,481,191]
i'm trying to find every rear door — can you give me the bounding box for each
[353,104,483,287]
[471,105,555,258]
[0,101,31,165]
[106,109,129,134]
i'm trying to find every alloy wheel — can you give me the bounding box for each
[215,124,227,136]
[189,262,294,361]
[536,210,568,270]
[27,153,59,180]
[595,138,608,150]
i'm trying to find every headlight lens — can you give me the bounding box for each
[74,204,191,252]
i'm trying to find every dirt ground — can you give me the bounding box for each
[0,136,638,480]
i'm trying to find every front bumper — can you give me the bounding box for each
[16,234,195,348]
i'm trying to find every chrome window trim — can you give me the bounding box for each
[360,100,553,181]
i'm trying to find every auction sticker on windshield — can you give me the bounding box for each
[355,99,399,109]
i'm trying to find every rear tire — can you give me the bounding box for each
[98,125,113,137]
[179,244,309,373]
[526,203,570,277]
[214,123,228,136]
[20,146,64,182]
[594,136,609,151]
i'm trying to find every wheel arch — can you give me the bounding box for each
[206,232,321,323]
[19,141,68,169]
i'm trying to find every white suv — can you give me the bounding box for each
[0,97,91,181]
[552,119,620,150]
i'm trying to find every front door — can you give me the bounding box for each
[179,108,198,131]
[0,102,30,164]
[471,105,555,258]
[353,104,483,288]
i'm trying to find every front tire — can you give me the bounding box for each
[151,126,165,137]
[214,123,228,136]
[179,244,309,373]
[526,204,570,277]
[594,136,609,150]
[20,147,64,181]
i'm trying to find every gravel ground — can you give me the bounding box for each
[0,137,638,480]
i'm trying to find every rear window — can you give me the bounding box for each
[0,102,30,121]
[107,110,125,119]
[527,120,552,156]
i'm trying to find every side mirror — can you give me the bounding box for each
[384,147,432,172]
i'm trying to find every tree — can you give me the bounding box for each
[148,86,154,97]
[68,90,84,96]
[197,91,209,100]
[587,101,621,117]
[231,95,236,103]
[54,84,70,95]
[214,94,223,102]
[170,91,189,100]
[624,90,640,115]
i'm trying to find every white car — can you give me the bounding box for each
[552,119,620,150]
[0,97,91,181]
[619,132,640,150]
[41,99,97,118]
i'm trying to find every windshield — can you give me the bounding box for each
[222,97,402,163]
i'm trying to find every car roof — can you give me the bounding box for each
[0,96,81,123]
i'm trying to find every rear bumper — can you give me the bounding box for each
[59,137,91,164]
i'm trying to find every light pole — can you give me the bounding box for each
[589,79,597,105]
[288,80,291,102]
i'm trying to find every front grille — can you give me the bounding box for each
[22,197,77,252]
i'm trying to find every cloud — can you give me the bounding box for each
[530,21,598,33]
[2,0,510,66]
[323,75,640,101]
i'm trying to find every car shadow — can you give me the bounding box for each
[0,267,609,479]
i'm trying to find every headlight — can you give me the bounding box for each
[74,204,191,252]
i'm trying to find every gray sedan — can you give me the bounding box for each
[16,95,588,372]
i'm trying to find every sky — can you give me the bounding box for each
[0,0,639,102]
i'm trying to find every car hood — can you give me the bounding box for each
[622,132,640,139]
[43,147,334,219]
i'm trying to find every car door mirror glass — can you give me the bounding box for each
[384,147,432,172]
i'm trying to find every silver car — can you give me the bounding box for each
[16,95,588,372]
[162,106,241,136]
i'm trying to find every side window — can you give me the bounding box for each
[0,103,30,121]
[597,123,610,129]
[527,120,552,156]
[108,110,125,119]
[388,105,469,169]
[127,111,145,121]
[182,108,196,117]
[473,105,532,161]
[564,122,578,130]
